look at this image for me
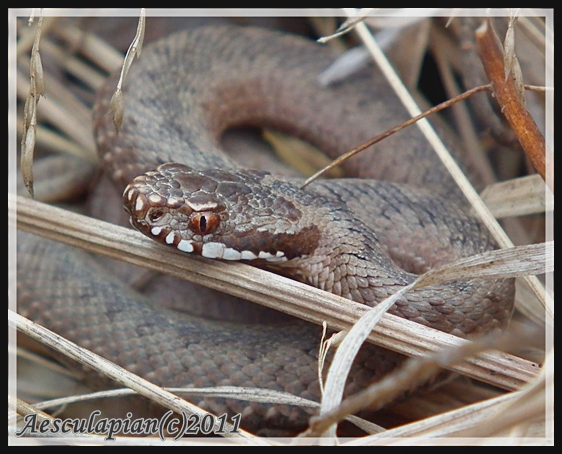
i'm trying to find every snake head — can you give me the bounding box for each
[123,163,320,263]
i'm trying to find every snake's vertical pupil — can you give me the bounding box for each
[189,211,220,235]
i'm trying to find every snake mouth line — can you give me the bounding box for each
[159,230,290,263]
[128,206,290,263]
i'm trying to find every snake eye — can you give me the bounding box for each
[189,211,220,235]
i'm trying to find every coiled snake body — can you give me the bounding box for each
[18,25,515,432]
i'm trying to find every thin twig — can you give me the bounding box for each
[299,84,491,189]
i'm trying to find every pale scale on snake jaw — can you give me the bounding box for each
[17,25,515,433]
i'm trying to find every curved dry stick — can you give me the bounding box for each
[475,19,552,192]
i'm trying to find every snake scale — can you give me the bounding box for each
[18,25,515,433]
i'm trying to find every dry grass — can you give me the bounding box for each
[9,10,553,445]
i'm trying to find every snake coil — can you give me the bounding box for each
[18,25,515,433]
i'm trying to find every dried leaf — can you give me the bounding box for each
[503,13,526,107]
[480,174,551,218]
[21,127,36,198]
[503,17,516,82]
[510,54,527,107]
[318,323,348,396]
[20,93,38,197]
[109,9,145,134]
[108,88,124,133]
[417,242,552,288]
[20,12,46,198]
[30,50,45,96]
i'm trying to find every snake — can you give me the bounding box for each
[17,25,515,433]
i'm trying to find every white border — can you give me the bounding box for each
[8,8,554,446]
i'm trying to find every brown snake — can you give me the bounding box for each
[18,25,515,432]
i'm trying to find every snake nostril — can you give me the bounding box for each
[147,208,166,223]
